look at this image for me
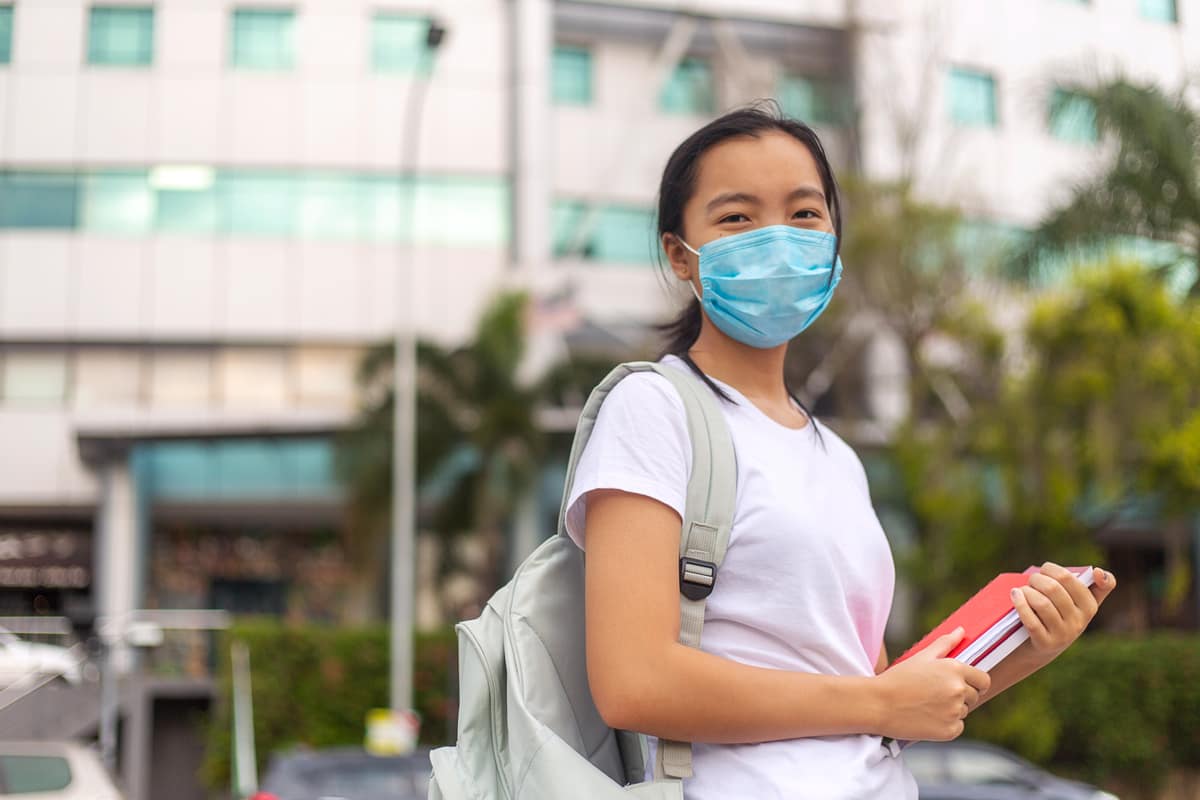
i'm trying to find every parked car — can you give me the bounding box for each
[0,626,82,688]
[0,741,123,800]
[903,739,1119,800]
[250,747,432,800]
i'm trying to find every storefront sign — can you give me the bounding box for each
[0,528,91,589]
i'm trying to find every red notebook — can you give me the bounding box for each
[893,565,1094,671]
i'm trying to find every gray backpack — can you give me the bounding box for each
[427,361,736,799]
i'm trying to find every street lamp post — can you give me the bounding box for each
[390,20,446,717]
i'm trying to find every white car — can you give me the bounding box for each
[0,627,82,688]
[0,741,123,800]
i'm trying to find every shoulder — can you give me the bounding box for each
[812,420,871,493]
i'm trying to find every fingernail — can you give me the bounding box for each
[1011,588,1021,603]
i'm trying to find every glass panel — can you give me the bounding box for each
[362,175,411,242]
[82,170,153,234]
[148,349,212,409]
[778,74,840,125]
[152,166,218,234]
[213,439,283,497]
[552,199,587,257]
[218,171,296,236]
[1,350,69,405]
[88,7,154,66]
[1140,0,1177,21]
[295,347,358,408]
[0,755,72,794]
[298,173,364,240]
[660,57,715,115]
[144,441,211,498]
[231,9,294,70]
[945,749,1028,785]
[1049,88,1098,143]
[0,6,13,64]
[371,14,430,74]
[591,205,656,263]
[217,348,289,410]
[0,172,79,229]
[947,68,997,127]
[412,177,510,247]
[281,438,336,495]
[552,46,592,105]
[74,348,142,408]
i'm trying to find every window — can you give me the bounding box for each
[297,174,364,240]
[231,9,294,70]
[0,6,13,64]
[1048,88,1097,143]
[216,348,289,410]
[218,172,297,236]
[371,13,431,74]
[552,45,592,105]
[151,166,218,234]
[552,200,656,263]
[1140,0,1178,22]
[660,57,715,115]
[0,755,72,794]
[947,67,998,127]
[295,347,358,408]
[82,170,154,234]
[0,172,79,229]
[148,349,212,408]
[1,350,69,406]
[778,74,841,125]
[139,438,337,501]
[88,6,154,66]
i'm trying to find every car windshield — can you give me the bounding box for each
[285,758,427,800]
[945,748,1029,785]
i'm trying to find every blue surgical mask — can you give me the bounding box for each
[679,225,843,349]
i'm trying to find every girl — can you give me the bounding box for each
[563,105,1116,799]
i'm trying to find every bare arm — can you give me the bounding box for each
[584,489,989,744]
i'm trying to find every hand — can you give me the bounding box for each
[1011,563,1116,663]
[873,628,991,742]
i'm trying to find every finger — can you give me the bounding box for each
[1011,586,1051,645]
[1020,581,1067,632]
[960,665,991,694]
[1090,567,1117,604]
[919,626,966,660]
[1040,562,1098,618]
[1028,571,1078,624]
[963,685,979,710]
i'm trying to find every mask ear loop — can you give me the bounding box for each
[676,234,703,301]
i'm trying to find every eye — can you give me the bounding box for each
[718,213,749,224]
[793,209,821,220]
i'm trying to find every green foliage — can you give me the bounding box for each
[202,621,457,792]
[966,634,1200,790]
[893,261,1200,632]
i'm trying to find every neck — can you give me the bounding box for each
[685,314,790,404]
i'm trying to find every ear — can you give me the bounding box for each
[661,232,696,283]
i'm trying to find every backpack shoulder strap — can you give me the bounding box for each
[556,360,737,781]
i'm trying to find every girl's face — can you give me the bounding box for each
[663,130,835,290]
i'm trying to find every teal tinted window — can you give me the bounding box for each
[552,201,655,263]
[552,46,592,105]
[218,172,296,236]
[0,755,72,794]
[231,9,294,70]
[660,58,714,115]
[298,173,364,239]
[88,6,154,66]
[778,74,841,125]
[0,6,13,64]
[413,177,510,247]
[947,68,997,127]
[140,438,338,500]
[1140,0,1177,21]
[0,172,79,228]
[83,170,153,234]
[152,168,218,234]
[1048,88,1097,143]
[371,14,430,73]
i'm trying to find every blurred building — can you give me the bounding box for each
[0,0,1196,795]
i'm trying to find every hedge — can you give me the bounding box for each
[202,621,457,792]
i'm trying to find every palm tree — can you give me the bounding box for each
[1017,78,1199,290]
[334,291,613,623]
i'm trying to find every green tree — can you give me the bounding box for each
[1017,78,1199,289]
[895,261,1200,633]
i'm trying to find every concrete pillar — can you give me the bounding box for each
[96,456,139,674]
[511,0,552,279]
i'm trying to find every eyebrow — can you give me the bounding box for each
[705,185,827,214]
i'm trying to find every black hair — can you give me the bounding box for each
[654,101,842,439]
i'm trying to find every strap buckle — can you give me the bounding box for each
[679,557,717,601]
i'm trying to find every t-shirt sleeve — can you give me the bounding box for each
[563,371,692,551]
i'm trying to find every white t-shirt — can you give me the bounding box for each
[565,355,918,800]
